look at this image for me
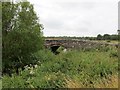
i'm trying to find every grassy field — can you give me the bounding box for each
[91,40,118,44]
[2,45,118,88]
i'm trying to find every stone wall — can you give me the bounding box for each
[45,40,118,50]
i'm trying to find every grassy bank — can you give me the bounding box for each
[2,46,118,88]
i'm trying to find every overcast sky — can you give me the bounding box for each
[28,0,118,37]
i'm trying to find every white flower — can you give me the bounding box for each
[48,77,50,80]
[34,65,38,68]
[29,70,34,75]
[63,49,67,52]
[27,67,31,70]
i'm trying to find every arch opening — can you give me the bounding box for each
[50,45,60,55]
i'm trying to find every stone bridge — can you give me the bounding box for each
[44,39,118,53]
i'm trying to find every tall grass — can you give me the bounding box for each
[2,46,118,88]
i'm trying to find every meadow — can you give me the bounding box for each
[2,44,118,88]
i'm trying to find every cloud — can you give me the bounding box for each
[43,19,64,29]
[57,2,96,10]
[28,0,118,36]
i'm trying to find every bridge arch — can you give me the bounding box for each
[50,43,64,54]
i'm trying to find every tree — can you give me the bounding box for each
[2,1,44,75]
[103,34,110,40]
[2,2,16,35]
[110,34,118,40]
[97,34,102,40]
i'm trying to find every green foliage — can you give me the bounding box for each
[96,34,118,40]
[45,33,118,41]
[97,34,103,40]
[2,46,118,88]
[57,46,65,52]
[2,2,17,35]
[2,1,44,74]
[109,49,118,58]
[103,34,111,40]
[2,49,66,88]
[2,1,118,88]
[35,49,55,63]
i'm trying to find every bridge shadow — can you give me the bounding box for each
[50,45,60,55]
[45,41,66,54]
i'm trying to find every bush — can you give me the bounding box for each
[2,31,44,75]
[2,47,118,88]
[109,51,118,58]
[2,1,44,75]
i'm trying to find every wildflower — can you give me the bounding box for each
[34,65,38,68]
[27,67,31,70]
[48,77,50,80]
[63,49,67,52]
[29,70,34,75]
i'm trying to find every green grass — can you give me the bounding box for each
[2,46,118,88]
[92,40,118,44]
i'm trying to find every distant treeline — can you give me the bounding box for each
[45,34,118,41]
[96,34,118,40]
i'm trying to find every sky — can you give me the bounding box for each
[28,0,119,37]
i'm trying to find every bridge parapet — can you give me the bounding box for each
[45,39,118,49]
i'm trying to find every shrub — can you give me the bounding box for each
[2,1,44,75]
[109,51,118,57]
[2,31,44,75]
[2,47,118,88]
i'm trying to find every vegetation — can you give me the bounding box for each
[45,33,118,41]
[2,0,118,89]
[2,45,118,88]
[2,1,44,75]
